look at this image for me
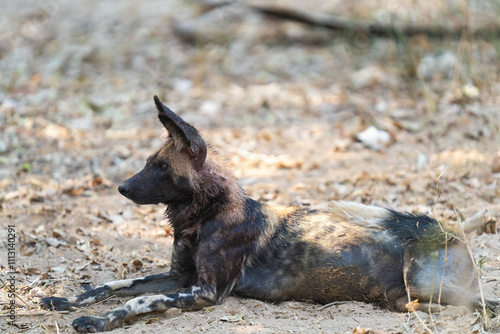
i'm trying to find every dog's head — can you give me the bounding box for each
[118,96,208,205]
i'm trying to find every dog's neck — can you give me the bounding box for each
[165,161,247,237]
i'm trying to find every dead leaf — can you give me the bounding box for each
[492,151,500,173]
[22,247,35,256]
[276,158,302,169]
[483,217,497,234]
[75,261,92,272]
[64,187,85,196]
[145,318,160,325]
[356,126,391,151]
[98,211,124,224]
[132,259,143,269]
[91,239,103,247]
[405,299,420,312]
[49,266,65,273]
[46,237,67,247]
[352,327,376,334]
[52,229,66,239]
[24,267,40,275]
[220,314,244,322]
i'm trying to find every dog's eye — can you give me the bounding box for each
[160,163,169,170]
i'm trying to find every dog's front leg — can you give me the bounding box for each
[71,282,215,333]
[40,271,189,311]
[41,235,197,311]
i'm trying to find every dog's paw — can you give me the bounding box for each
[72,316,108,333]
[40,296,75,311]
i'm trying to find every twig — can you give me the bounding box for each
[0,277,6,290]
[404,266,434,334]
[437,232,448,318]
[317,301,348,311]
[461,210,487,234]
[431,168,447,321]
[94,295,121,307]
[455,207,490,329]
[431,168,445,213]
[428,252,438,333]
[29,277,41,287]
[250,4,500,39]
[15,293,33,309]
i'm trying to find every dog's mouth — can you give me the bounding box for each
[132,198,162,205]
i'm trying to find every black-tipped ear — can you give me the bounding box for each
[154,96,207,170]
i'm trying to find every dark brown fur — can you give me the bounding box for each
[40,96,497,332]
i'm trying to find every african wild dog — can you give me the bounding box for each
[41,96,497,332]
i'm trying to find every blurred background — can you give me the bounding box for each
[1,0,499,332]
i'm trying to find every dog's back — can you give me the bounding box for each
[234,201,478,311]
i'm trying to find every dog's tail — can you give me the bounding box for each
[328,201,389,229]
[381,209,451,245]
[329,201,449,244]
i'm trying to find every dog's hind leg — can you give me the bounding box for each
[40,272,188,311]
[401,243,487,312]
[71,283,216,333]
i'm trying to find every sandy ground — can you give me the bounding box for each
[1,0,499,333]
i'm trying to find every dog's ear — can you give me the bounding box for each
[154,95,207,170]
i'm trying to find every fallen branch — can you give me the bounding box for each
[462,210,487,234]
[250,4,500,39]
[317,301,348,310]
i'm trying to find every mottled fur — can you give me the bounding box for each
[40,96,496,333]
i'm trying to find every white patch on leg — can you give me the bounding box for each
[78,278,143,305]
[107,312,117,322]
[78,296,97,305]
[102,278,139,290]
[329,201,390,228]
[125,295,173,315]
[67,296,78,303]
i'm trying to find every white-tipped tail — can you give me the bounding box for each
[328,201,389,228]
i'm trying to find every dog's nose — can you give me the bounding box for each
[118,184,130,195]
